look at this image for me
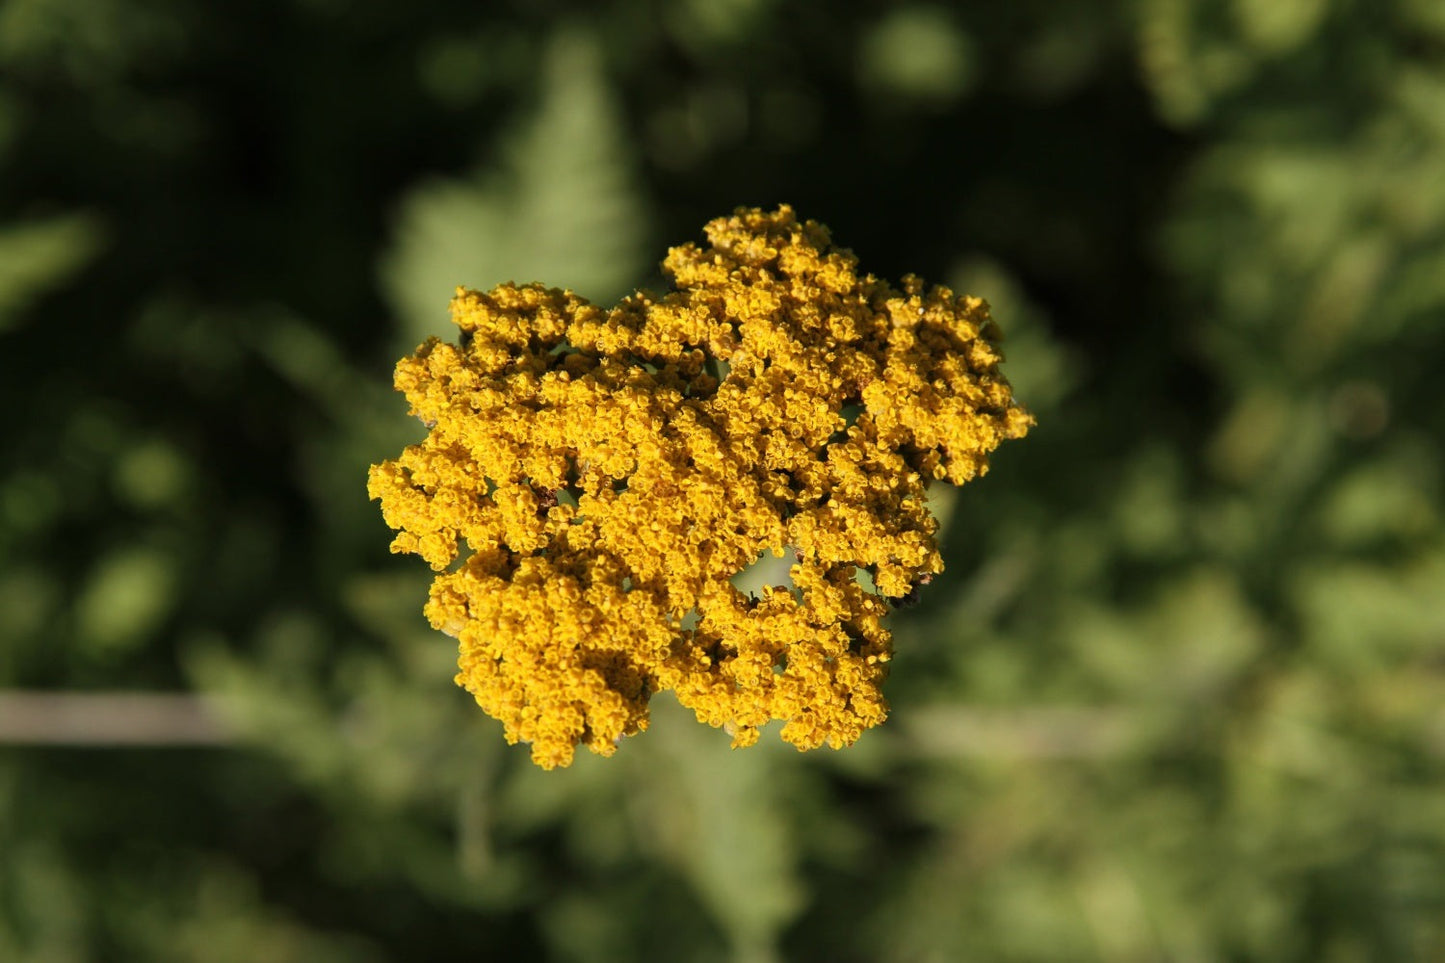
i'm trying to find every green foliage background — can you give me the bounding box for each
[3,0,1444,960]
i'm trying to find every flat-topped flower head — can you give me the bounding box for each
[368,205,1033,769]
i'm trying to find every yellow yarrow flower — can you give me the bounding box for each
[368,205,1032,769]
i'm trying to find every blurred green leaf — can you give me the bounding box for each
[0,213,104,332]
[382,26,646,348]
[858,6,976,105]
[75,546,177,656]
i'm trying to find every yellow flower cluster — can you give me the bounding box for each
[368,206,1032,769]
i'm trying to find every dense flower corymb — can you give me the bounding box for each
[368,206,1032,768]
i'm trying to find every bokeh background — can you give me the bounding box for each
[3,0,1444,960]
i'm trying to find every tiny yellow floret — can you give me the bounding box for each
[368,206,1032,768]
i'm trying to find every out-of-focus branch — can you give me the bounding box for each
[0,691,232,746]
[8,691,1438,760]
[901,706,1171,760]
